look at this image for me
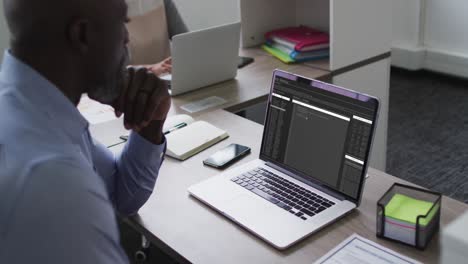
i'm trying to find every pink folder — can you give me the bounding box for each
[265,26,329,52]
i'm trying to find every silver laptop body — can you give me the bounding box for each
[167,21,241,96]
[189,69,380,249]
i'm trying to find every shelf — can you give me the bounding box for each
[240,0,391,71]
[241,46,331,72]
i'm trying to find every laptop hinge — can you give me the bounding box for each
[265,162,349,202]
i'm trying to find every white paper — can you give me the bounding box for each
[160,73,172,81]
[314,234,421,264]
[78,95,117,125]
[180,96,227,113]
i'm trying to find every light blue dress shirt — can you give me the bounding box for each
[0,51,166,263]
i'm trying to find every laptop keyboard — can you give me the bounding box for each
[231,168,335,221]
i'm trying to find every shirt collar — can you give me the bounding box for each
[0,50,89,141]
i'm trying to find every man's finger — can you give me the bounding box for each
[125,67,147,127]
[142,80,167,123]
[152,96,171,121]
[112,67,132,113]
[150,81,170,121]
[134,77,156,127]
[133,90,149,128]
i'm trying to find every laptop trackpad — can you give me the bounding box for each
[223,194,300,245]
[225,194,270,221]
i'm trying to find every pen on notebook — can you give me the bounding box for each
[164,122,187,135]
[119,122,187,140]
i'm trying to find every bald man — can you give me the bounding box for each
[0,0,170,263]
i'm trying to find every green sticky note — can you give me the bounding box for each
[385,193,438,226]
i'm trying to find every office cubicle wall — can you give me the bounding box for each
[240,0,329,50]
[295,0,329,32]
[330,0,392,70]
[166,0,240,31]
[131,0,240,38]
[333,59,391,170]
[240,0,295,47]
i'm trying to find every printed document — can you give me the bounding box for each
[314,234,421,264]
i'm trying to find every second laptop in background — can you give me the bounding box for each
[162,22,241,96]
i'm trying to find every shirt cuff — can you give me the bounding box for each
[125,131,166,165]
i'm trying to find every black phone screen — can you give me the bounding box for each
[237,56,254,69]
[203,144,251,168]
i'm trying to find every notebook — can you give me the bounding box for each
[164,115,229,160]
[265,26,329,51]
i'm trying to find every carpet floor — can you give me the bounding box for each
[387,68,468,203]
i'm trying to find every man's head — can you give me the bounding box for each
[3,0,130,104]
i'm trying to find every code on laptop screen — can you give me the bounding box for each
[261,75,378,200]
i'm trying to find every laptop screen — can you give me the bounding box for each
[260,70,379,202]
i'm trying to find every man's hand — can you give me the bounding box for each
[142,57,172,77]
[113,66,171,144]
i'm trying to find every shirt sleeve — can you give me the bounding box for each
[111,131,167,216]
[91,130,165,216]
[2,160,129,264]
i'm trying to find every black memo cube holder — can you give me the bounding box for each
[376,183,442,250]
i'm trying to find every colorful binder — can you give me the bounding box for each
[266,41,329,60]
[262,44,329,64]
[262,45,294,63]
[265,26,329,52]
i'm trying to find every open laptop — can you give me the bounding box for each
[162,22,241,96]
[188,69,380,249]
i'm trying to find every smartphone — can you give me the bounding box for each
[237,56,254,69]
[203,144,251,169]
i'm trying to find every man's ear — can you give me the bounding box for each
[67,19,90,54]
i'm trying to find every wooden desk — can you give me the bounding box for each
[92,48,465,263]
[110,110,467,264]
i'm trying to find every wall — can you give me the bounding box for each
[391,0,426,70]
[425,0,468,55]
[0,1,8,62]
[423,0,468,78]
[392,0,422,48]
[392,0,468,78]
[127,0,164,17]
